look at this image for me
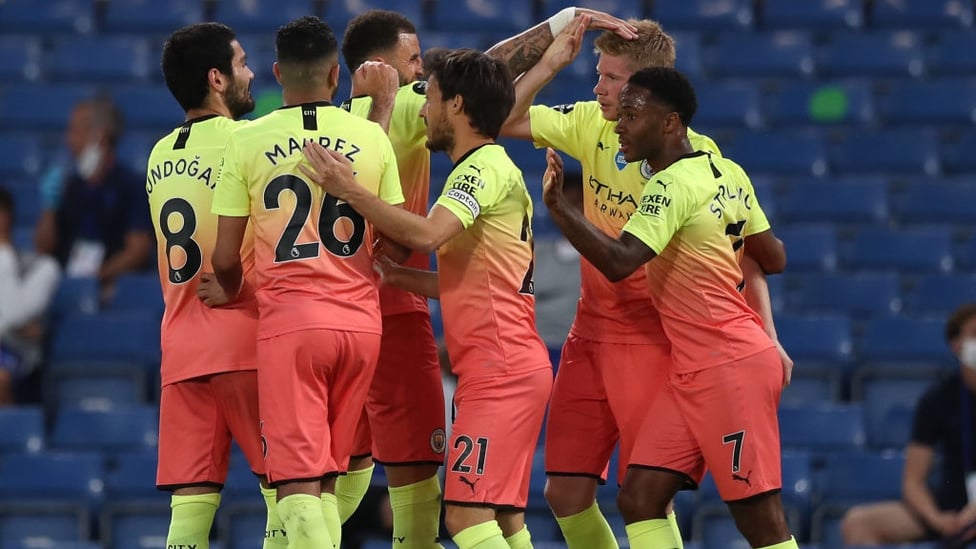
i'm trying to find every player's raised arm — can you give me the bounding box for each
[351,60,399,133]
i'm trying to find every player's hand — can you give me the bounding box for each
[542,147,565,209]
[373,254,400,285]
[351,61,399,104]
[197,273,230,307]
[776,339,794,387]
[299,141,358,199]
[543,14,589,72]
[576,8,639,40]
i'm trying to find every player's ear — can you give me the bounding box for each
[208,67,226,93]
[272,62,283,85]
[450,94,463,115]
[328,63,340,91]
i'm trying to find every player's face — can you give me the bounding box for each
[224,40,255,119]
[592,53,634,121]
[615,85,668,163]
[387,33,424,86]
[421,75,454,152]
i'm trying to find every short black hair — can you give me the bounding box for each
[946,303,976,341]
[626,67,698,127]
[341,10,416,73]
[428,49,515,139]
[0,186,12,218]
[276,15,338,65]
[162,22,237,111]
[422,47,451,80]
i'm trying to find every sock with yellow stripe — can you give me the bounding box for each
[276,493,333,549]
[452,520,511,549]
[504,525,533,549]
[389,474,444,548]
[336,464,374,523]
[166,492,220,549]
[260,485,288,548]
[757,536,799,549]
[321,492,342,549]
[554,502,618,549]
[667,511,684,548]
[625,518,680,549]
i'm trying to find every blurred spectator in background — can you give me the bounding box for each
[843,303,976,547]
[533,169,582,346]
[0,186,60,405]
[34,96,152,297]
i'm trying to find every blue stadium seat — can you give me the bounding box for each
[694,505,750,549]
[811,507,845,549]
[101,506,171,549]
[672,32,704,79]
[11,225,33,253]
[818,31,924,77]
[49,312,161,368]
[49,277,100,319]
[764,81,874,127]
[693,82,761,129]
[48,36,151,83]
[787,272,901,317]
[0,84,96,131]
[775,225,838,272]
[213,0,317,33]
[431,0,534,33]
[0,38,41,82]
[871,0,973,29]
[760,0,863,30]
[0,506,89,546]
[112,86,184,130]
[108,273,164,317]
[0,407,43,455]
[0,135,42,179]
[928,31,976,75]
[892,179,976,225]
[705,32,815,78]
[653,0,754,31]
[101,0,204,33]
[778,178,888,223]
[543,0,645,21]
[905,275,976,315]
[723,131,826,176]
[852,367,936,449]
[524,509,562,542]
[941,130,976,174]
[775,315,853,366]
[6,181,41,229]
[782,367,842,406]
[751,176,778,225]
[876,80,976,126]
[218,502,269,549]
[779,404,866,454]
[819,451,905,503]
[46,373,146,411]
[860,316,955,365]
[117,131,159,174]
[220,450,263,504]
[766,266,786,314]
[829,129,938,175]
[781,451,815,524]
[0,543,100,549]
[418,31,495,53]
[0,452,104,507]
[104,451,165,501]
[324,0,425,35]
[51,406,158,453]
[843,226,953,273]
[0,0,92,33]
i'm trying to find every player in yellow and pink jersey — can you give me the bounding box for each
[201,16,404,549]
[487,13,790,547]
[543,67,797,549]
[149,22,280,549]
[299,49,551,549]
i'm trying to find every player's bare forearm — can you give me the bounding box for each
[211,216,248,301]
[384,265,440,299]
[486,22,553,78]
[501,64,555,139]
[98,231,152,283]
[741,255,777,340]
[366,98,395,134]
[345,186,455,254]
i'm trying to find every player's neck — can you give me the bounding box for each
[648,136,695,173]
[282,88,335,108]
[186,97,232,121]
[447,132,494,164]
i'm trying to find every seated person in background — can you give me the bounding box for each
[843,302,976,547]
[0,187,60,405]
[34,96,152,294]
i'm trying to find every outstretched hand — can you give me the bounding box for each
[576,8,639,40]
[543,14,590,72]
[299,141,358,200]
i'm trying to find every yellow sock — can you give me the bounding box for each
[625,518,680,549]
[166,493,220,549]
[667,511,684,548]
[277,493,333,549]
[758,536,799,549]
[336,464,374,523]
[554,502,618,549]
[389,474,444,548]
[321,492,342,549]
[261,485,288,548]
[504,525,532,549]
[452,520,511,549]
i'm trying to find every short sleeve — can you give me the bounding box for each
[376,135,404,206]
[621,171,695,254]
[910,384,944,448]
[342,95,372,118]
[434,163,508,229]
[211,135,251,217]
[529,103,587,159]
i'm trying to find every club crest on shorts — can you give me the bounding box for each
[640,160,653,179]
[615,151,627,171]
[430,428,446,454]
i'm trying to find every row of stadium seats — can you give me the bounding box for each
[2,0,975,35]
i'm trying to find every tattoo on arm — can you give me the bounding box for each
[487,23,553,76]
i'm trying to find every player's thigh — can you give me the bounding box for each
[210,370,265,476]
[843,501,931,544]
[348,408,373,461]
[545,335,617,479]
[157,378,232,489]
[628,378,704,490]
[676,347,783,502]
[368,312,446,465]
[445,367,552,509]
[328,330,382,473]
[600,342,671,479]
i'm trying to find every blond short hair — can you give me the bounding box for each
[593,19,676,71]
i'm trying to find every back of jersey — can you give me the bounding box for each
[146,115,258,386]
[212,102,403,339]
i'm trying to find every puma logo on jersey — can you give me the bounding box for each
[458,476,481,493]
[468,164,483,175]
[597,141,607,151]
[656,179,670,190]
[732,470,752,487]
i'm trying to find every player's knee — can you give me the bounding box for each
[841,506,876,545]
[616,482,661,523]
[544,477,595,517]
